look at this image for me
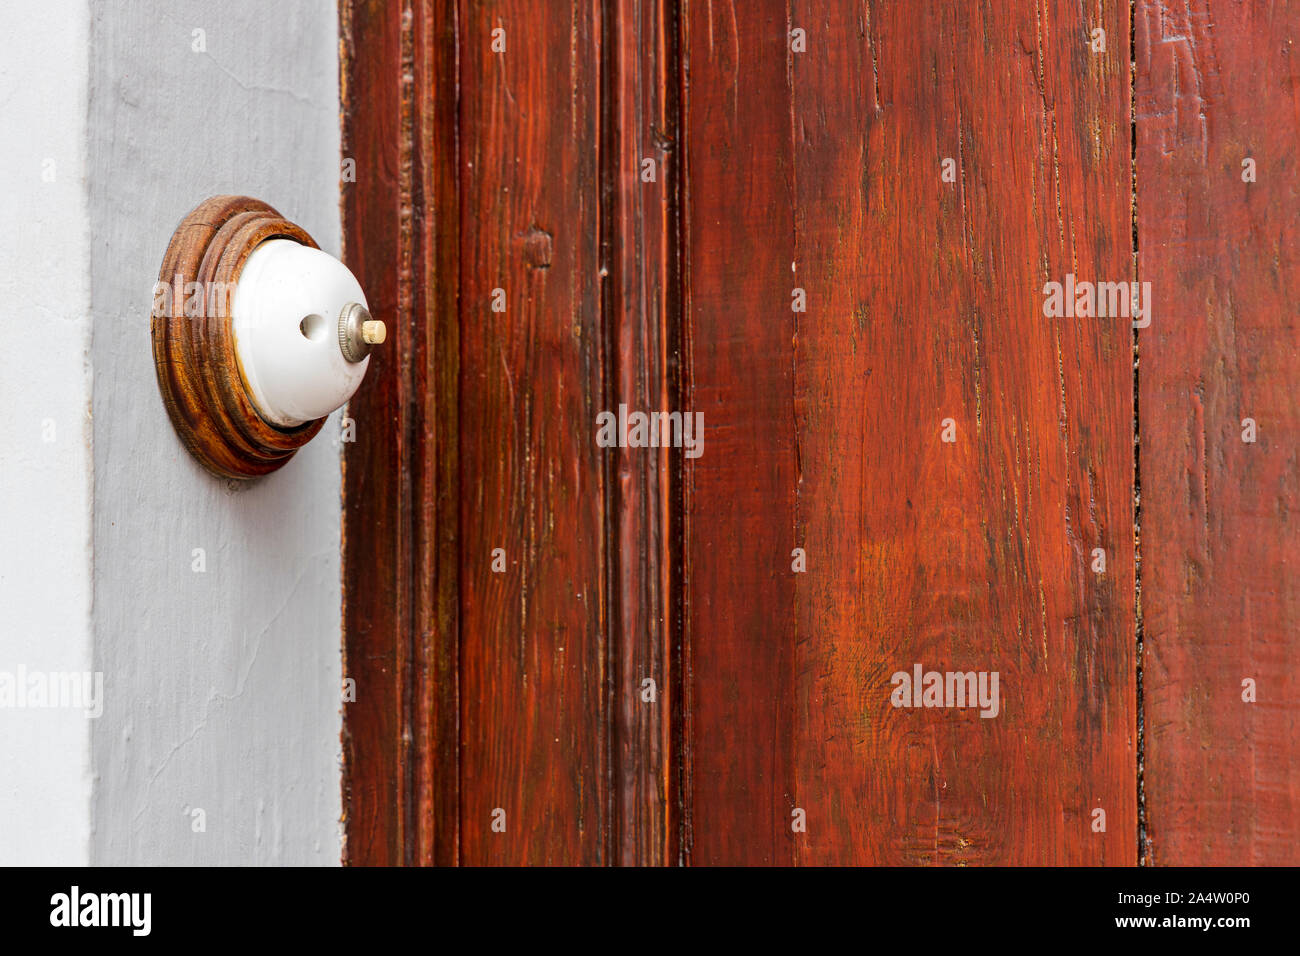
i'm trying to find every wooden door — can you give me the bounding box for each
[339,0,1299,866]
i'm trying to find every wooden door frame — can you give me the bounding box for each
[339,0,685,866]
[339,0,1300,867]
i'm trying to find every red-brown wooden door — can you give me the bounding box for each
[339,0,1299,866]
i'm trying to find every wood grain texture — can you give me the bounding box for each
[678,1,799,865]
[1136,0,1300,865]
[343,0,681,867]
[340,0,1300,867]
[605,0,683,865]
[341,0,460,866]
[680,0,1136,864]
[455,0,610,865]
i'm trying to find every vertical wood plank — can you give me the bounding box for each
[679,0,800,865]
[341,0,460,866]
[606,0,683,865]
[456,0,610,865]
[1137,0,1300,865]
[344,0,674,866]
[681,0,1136,864]
[341,0,404,868]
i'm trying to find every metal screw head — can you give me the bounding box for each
[338,302,385,363]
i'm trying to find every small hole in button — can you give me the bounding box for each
[299,313,328,341]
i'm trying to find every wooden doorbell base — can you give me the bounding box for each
[151,195,325,479]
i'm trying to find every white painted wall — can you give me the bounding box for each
[87,0,343,866]
[1,0,344,865]
[0,0,94,867]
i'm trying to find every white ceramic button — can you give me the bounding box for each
[231,239,377,427]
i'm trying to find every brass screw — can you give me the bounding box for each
[338,302,385,363]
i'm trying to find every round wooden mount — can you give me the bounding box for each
[152,195,326,479]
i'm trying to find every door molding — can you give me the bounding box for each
[340,0,683,866]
